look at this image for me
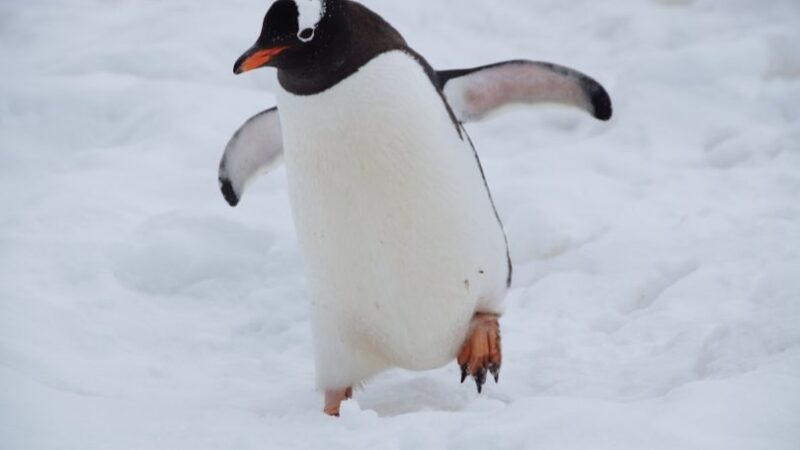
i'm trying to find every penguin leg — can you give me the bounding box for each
[457,313,502,393]
[323,386,353,417]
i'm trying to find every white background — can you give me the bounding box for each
[1,0,799,448]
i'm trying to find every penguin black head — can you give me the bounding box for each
[233,0,346,75]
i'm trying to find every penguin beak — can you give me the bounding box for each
[233,44,289,74]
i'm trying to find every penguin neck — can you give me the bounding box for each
[277,0,408,96]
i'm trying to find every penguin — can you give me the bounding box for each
[219,0,612,416]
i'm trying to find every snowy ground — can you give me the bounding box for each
[2,0,800,448]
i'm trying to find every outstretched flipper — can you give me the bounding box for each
[218,107,283,207]
[439,60,612,123]
[218,62,611,206]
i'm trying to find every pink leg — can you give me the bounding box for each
[323,386,353,416]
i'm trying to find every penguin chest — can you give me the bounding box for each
[276,51,507,368]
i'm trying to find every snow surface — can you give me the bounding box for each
[1,0,799,449]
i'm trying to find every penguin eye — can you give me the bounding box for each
[298,27,315,42]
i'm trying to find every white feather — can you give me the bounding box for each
[276,51,508,390]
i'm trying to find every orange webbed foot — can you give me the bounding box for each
[457,312,501,393]
[323,386,353,417]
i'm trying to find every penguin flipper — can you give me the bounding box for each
[218,107,283,207]
[438,61,612,123]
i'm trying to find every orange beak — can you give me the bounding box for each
[233,45,289,74]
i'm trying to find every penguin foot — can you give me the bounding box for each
[323,386,353,417]
[457,313,502,393]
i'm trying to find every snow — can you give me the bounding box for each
[1,0,799,448]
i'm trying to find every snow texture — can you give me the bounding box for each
[1,0,799,449]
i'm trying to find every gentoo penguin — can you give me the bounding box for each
[219,0,611,416]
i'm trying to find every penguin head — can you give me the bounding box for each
[233,0,346,75]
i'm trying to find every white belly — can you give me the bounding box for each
[276,51,508,389]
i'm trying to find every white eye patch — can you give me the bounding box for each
[290,0,325,42]
[298,27,315,42]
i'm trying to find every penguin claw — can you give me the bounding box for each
[489,363,500,383]
[460,363,469,383]
[473,368,487,393]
